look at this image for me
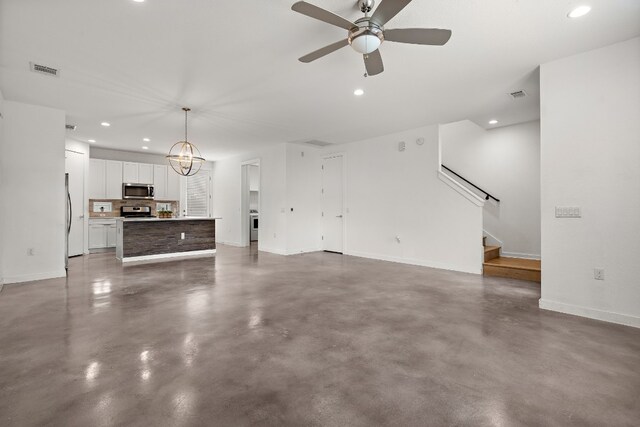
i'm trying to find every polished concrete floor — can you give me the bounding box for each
[1,245,639,426]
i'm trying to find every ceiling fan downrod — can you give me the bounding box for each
[358,0,375,15]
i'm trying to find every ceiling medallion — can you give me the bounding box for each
[166,107,205,176]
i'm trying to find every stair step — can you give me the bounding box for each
[483,257,541,283]
[484,245,500,262]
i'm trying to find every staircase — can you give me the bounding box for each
[483,239,541,283]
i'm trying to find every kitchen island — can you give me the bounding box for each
[116,217,218,263]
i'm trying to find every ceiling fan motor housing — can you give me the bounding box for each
[348,18,384,54]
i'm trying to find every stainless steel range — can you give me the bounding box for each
[121,206,154,218]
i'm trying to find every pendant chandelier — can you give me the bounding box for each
[166,107,205,176]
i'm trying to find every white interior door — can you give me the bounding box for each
[65,150,84,257]
[322,155,344,253]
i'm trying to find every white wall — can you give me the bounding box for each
[441,119,541,258]
[1,101,66,283]
[66,139,90,253]
[212,145,287,254]
[325,125,483,274]
[539,37,640,327]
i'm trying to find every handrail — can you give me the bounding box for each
[441,165,500,202]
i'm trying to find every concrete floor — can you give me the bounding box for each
[1,245,639,426]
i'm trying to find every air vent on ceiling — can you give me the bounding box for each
[509,90,527,99]
[303,139,332,147]
[30,62,60,77]
[65,124,77,130]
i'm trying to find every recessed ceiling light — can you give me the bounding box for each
[88,139,96,143]
[488,119,498,125]
[354,89,364,96]
[133,0,145,3]
[143,138,150,142]
[101,122,111,127]
[568,5,591,18]
[142,146,149,150]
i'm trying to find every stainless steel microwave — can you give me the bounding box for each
[122,183,154,200]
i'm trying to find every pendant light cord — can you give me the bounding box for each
[184,108,188,142]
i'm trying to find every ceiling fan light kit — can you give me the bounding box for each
[166,107,206,177]
[348,20,384,54]
[291,0,452,76]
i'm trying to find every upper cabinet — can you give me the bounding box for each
[154,165,168,200]
[123,162,138,183]
[105,160,123,199]
[90,159,124,199]
[138,163,154,184]
[89,159,106,199]
[90,159,180,201]
[123,162,154,184]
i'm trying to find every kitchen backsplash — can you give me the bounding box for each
[89,199,179,218]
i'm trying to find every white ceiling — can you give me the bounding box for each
[1,0,639,160]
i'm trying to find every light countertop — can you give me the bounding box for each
[116,217,221,222]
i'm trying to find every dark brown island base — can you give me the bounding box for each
[115,217,218,263]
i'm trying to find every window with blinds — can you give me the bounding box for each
[186,172,210,217]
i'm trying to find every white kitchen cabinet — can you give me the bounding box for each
[167,169,181,201]
[107,224,117,247]
[138,163,154,184]
[89,159,106,199]
[89,219,117,249]
[123,162,139,183]
[154,165,168,199]
[105,160,123,199]
[89,224,107,249]
[123,162,153,184]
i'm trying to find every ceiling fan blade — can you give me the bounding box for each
[364,49,384,76]
[299,39,349,63]
[384,28,452,46]
[291,1,356,31]
[371,0,413,26]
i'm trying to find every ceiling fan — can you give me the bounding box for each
[291,0,452,76]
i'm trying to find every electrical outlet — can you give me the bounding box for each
[594,269,605,280]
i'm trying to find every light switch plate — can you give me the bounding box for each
[555,206,581,218]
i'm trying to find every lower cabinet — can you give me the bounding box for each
[89,219,117,249]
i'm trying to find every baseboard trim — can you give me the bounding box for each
[286,247,322,255]
[501,251,541,260]
[3,270,67,284]
[119,250,216,264]
[215,240,244,247]
[539,298,640,328]
[345,250,482,275]
[258,246,287,256]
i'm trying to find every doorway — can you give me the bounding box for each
[240,160,260,247]
[65,150,85,257]
[322,154,344,253]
